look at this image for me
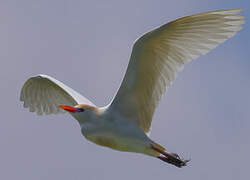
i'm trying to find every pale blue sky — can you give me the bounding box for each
[0,0,249,179]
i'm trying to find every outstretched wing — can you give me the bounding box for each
[110,9,244,133]
[20,74,94,115]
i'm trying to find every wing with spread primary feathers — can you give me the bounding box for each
[110,9,244,133]
[20,74,94,115]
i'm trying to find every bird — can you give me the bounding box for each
[20,9,244,168]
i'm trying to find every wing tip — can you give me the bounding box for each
[209,8,243,14]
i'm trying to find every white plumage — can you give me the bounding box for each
[20,74,94,115]
[20,9,244,167]
[111,8,244,133]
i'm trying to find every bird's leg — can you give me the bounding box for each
[151,145,190,168]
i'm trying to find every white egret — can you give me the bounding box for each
[20,9,244,167]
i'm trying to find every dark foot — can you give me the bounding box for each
[151,144,190,168]
[158,154,190,168]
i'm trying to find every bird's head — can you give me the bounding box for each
[59,104,99,123]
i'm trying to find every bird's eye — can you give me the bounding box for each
[76,108,84,112]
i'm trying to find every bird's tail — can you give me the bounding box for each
[150,142,190,168]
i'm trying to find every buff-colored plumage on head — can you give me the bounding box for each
[75,104,97,110]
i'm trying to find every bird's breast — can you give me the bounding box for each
[82,122,128,151]
[86,135,120,150]
[81,119,151,153]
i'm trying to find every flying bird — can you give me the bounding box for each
[20,9,244,168]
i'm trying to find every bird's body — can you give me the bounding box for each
[20,9,244,167]
[73,104,158,157]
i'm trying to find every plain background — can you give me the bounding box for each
[1,0,249,179]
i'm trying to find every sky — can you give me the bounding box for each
[0,0,250,179]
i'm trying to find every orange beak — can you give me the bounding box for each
[59,105,79,113]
